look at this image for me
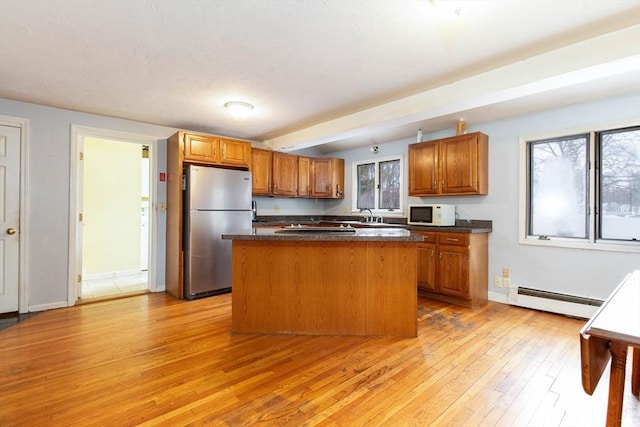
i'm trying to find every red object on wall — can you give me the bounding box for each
[159,172,166,182]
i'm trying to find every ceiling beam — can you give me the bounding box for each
[265,25,640,152]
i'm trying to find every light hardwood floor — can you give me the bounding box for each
[0,293,638,426]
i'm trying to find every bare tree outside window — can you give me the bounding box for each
[599,127,640,240]
[527,125,640,243]
[357,163,375,209]
[379,160,400,210]
[529,135,588,238]
[353,156,403,213]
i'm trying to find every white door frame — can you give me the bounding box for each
[0,115,30,313]
[68,125,159,306]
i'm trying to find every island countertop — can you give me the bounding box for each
[222,225,425,242]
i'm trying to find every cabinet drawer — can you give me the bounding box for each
[438,233,469,246]
[413,230,437,243]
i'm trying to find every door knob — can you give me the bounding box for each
[6,228,16,235]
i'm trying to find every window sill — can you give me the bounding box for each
[519,236,640,253]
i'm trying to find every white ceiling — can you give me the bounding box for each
[1,1,639,153]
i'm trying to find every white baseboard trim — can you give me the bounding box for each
[488,290,597,319]
[28,301,69,312]
[488,291,509,304]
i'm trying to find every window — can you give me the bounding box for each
[522,124,640,249]
[352,155,403,214]
[598,127,640,240]
[528,134,589,238]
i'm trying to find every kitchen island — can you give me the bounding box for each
[222,226,423,337]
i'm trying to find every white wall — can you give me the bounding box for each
[0,98,174,310]
[2,93,638,310]
[321,93,640,301]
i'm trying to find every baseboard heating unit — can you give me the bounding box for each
[513,287,603,319]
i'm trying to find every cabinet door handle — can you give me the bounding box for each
[446,238,459,242]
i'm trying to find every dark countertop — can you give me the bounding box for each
[222,226,424,242]
[252,216,492,234]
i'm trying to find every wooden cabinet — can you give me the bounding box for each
[409,141,439,195]
[414,230,488,308]
[183,133,217,163]
[183,132,251,168]
[311,157,345,199]
[272,152,298,197]
[297,156,311,197]
[416,232,437,292]
[250,149,343,199]
[251,148,272,196]
[408,132,488,196]
[166,130,252,299]
[219,138,251,167]
[437,233,470,299]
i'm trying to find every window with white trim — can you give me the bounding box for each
[351,155,404,214]
[523,124,640,247]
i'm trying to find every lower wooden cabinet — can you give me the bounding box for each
[416,232,437,292]
[415,230,488,307]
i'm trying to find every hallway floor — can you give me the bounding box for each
[81,270,148,301]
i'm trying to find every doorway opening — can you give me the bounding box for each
[80,138,150,300]
[69,126,159,306]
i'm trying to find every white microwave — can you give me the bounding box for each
[407,204,456,226]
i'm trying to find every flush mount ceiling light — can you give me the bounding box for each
[224,101,254,119]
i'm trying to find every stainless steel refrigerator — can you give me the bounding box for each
[183,165,252,299]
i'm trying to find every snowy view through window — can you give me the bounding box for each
[529,126,639,241]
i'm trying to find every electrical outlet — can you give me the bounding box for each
[502,267,510,278]
[503,278,511,288]
[494,276,503,287]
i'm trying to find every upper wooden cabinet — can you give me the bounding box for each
[250,148,272,196]
[409,132,488,196]
[272,152,298,197]
[311,157,344,199]
[182,132,251,168]
[297,156,311,197]
[408,141,439,195]
[219,138,252,167]
[250,149,344,199]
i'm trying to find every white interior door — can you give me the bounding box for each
[0,124,21,313]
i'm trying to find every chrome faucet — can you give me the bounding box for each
[361,208,374,222]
